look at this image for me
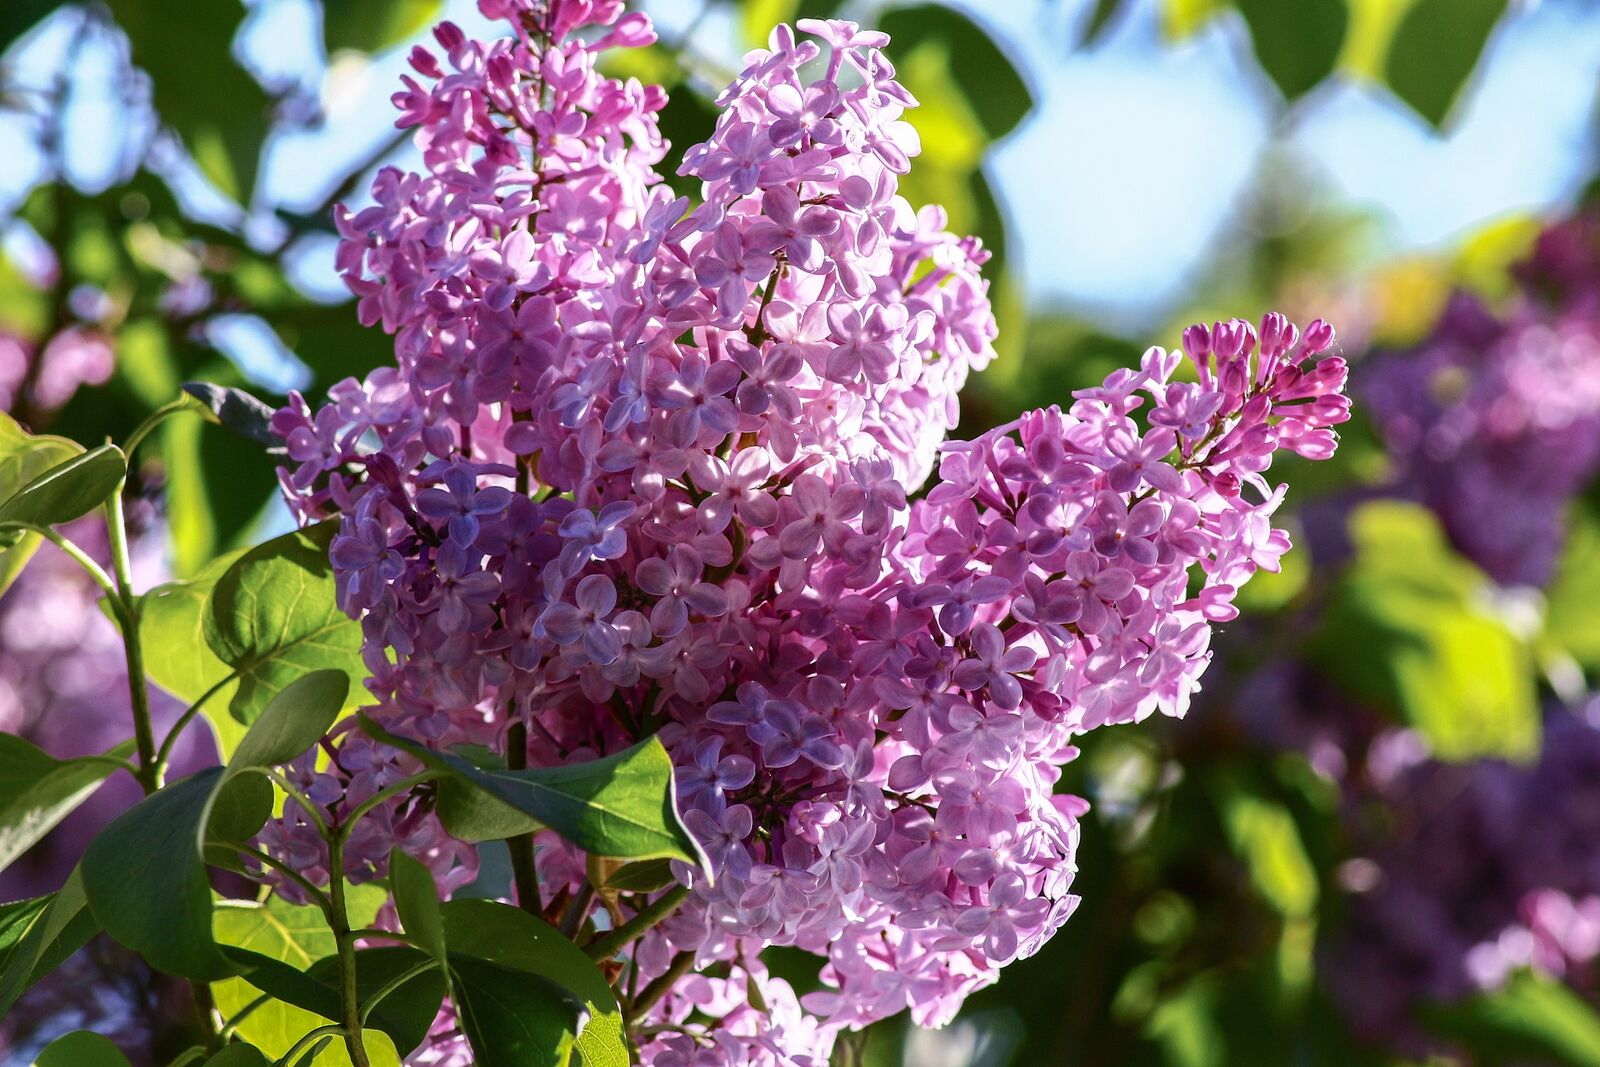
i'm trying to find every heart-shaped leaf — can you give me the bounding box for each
[203,523,366,727]
[0,734,135,873]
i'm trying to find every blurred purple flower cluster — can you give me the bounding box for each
[1324,704,1600,1049]
[1363,217,1600,587]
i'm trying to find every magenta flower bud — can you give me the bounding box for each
[1302,317,1336,354]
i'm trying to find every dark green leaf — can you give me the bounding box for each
[227,669,349,776]
[0,869,98,1014]
[0,0,60,58]
[183,382,286,453]
[600,859,676,894]
[204,1044,273,1067]
[365,719,706,869]
[440,900,626,1067]
[1384,0,1507,128]
[1424,970,1600,1066]
[203,523,366,727]
[0,443,125,538]
[0,734,135,872]
[322,0,444,54]
[105,0,268,201]
[35,1030,133,1067]
[1233,0,1348,102]
[879,5,1033,141]
[451,955,587,1067]
[389,847,445,963]
[1079,0,1127,46]
[82,768,271,980]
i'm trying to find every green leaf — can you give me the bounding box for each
[1218,790,1317,918]
[1424,970,1600,1066]
[183,382,286,452]
[203,523,366,727]
[1234,0,1349,102]
[140,548,248,757]
[451,955,587,1067]
[0,443,125,541]
[879,5,1033,142]
[322,0,444,54]
[365,719,706,869]
[211,887,389,1065]
[1079,0,1128,46]
[227,670,349,776]
[0,0,60,58]
[0,869,98,1014]
[600,859,676,895]
[1543,511,1600,672]
[204,1045,273,1067]
[0,412,83,598]
[0,734,135,872]
[34,1030,134,1067]
[1383,0,1506,128]
[440,900,627,1067]
[1308,502,1539,762]
[389,847,445,963]
[105,0,268,202]
[227,945,445,1057]
[82,768,272,980]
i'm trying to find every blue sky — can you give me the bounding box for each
[2,0,1598,332]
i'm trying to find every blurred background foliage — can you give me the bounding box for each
[2,0,1600,1064]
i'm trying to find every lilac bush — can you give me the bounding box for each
[263,2,1351,1061]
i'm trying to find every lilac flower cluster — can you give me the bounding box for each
[1363,219,1600,587]
[269,2,1349,1060]
[1324,704,1600,1049]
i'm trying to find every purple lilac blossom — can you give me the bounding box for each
[266,2,1351,1062]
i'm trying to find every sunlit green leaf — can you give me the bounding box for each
[880,5,1032,142]
[203,523,366,726]
[1308,502,1539,762]
[0,443,125,544]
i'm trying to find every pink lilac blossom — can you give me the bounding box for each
[268,2,1349,1061]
